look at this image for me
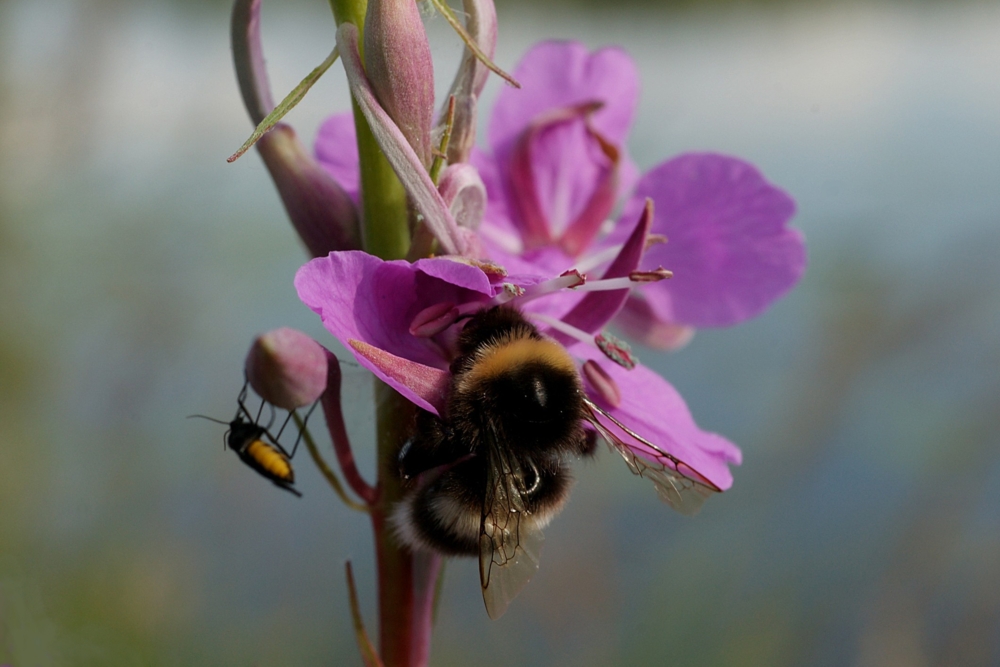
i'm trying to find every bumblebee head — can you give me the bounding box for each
[455,337,585,456]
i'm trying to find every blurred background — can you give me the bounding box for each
[2,0,999,664]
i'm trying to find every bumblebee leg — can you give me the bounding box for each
[579,427,599,457]
[399,410,470,480]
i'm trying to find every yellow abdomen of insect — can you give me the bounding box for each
[246,440,294,483]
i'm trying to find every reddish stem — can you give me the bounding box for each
[410,550,443,665]
[372,383,441,667]
[323,350,378,504]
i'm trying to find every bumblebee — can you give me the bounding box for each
[393,306,593,619]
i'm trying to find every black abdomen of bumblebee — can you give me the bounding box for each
[394,306,590,555]
[400,455,574,555]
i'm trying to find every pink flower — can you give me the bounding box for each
[473,41,807,345]
[294,209,741,498]
[314,41,806,346]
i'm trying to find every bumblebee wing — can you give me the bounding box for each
[583,398,718,516]
[478,424,544,620]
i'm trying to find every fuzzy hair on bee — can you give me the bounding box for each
[392,306,594,619]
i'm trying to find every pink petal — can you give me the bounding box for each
[549,199,652,342]
[613,296,696,351]
[315,112,360,202]
[489,41,638,156]
[618,153,806,328]
[349,340,449,415]
[505,105,619,251]
[294,252,497,371]
[581,353,741,491]
[411,256,501,294]
[471,147,524,258]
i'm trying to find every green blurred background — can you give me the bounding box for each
[2,0,999,664]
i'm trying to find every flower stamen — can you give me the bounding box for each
[645,234,668,249]
[493,269,586,306]
[572,244,621,274]
[409,302,461,337]
[526,314,639,369]
[570,268,671,292]
[629,268,673,283]
[595,332,637,369]
[582,360,622,408]
[526,312,594,346]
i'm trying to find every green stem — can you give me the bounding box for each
[326,4,436,666]
[295,415,369,513]
[327,0,410,261]
[355,107,410,259]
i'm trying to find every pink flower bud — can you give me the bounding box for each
[257,125,362,256]
[437,163,486,230]
[364,0,435,166]
[245,328,328,410]
[439,0,498,163]
[232,0,360,255]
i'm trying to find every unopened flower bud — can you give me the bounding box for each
[232,0,360,255]
[257,125,362,256]
[245,328,327,410]
[438,163,486,230]
[438,0,498,163]
[364,0,435,166]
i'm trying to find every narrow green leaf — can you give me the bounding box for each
[228,46,340,163]
[346,561,384,667]
[429,0,520,88]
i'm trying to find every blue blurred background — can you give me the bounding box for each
[1,0,999,664]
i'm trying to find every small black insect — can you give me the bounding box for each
[193,382,315,498]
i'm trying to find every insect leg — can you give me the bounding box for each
[286,400,319,459]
